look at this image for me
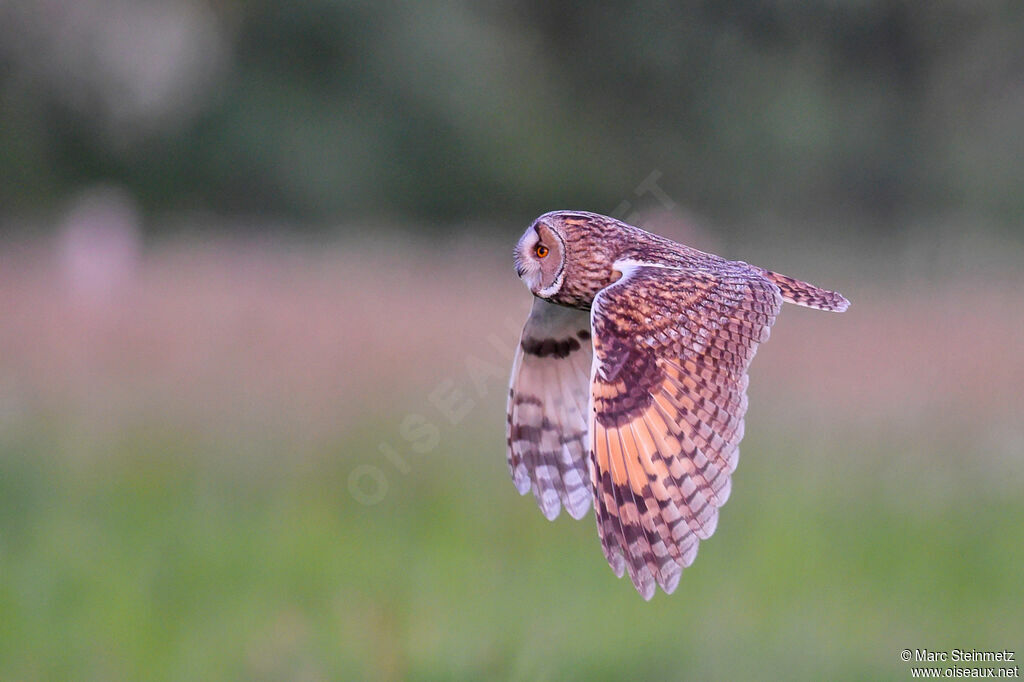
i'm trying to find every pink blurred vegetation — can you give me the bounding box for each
[1,210,1022,467]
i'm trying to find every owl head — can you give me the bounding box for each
[514,216,568,298]
[514,211,624,305]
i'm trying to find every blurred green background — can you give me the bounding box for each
[1,2,1022,680]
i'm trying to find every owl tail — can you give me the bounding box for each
[762,270,850,312]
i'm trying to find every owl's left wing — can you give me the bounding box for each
[507,297,594,520]
[588,260,782,599]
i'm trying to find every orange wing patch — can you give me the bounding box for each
[588,262,782,599]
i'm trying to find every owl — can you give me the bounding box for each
[507,210,849,600]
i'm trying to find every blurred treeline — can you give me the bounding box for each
[2,0,1022,234]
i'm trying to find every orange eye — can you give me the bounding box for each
[535,244,549,258]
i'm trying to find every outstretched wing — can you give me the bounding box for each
[588,260,783,599]
[507,297,594,520]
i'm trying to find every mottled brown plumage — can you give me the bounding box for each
[507,210,849,600]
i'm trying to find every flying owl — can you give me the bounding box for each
[506,210,849,600]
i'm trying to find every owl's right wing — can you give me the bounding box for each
[507,297,594,520]
[588,260,783,599]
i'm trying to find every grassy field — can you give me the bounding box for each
[1,236,1022,680]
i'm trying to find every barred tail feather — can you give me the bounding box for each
[762,270,849,312]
